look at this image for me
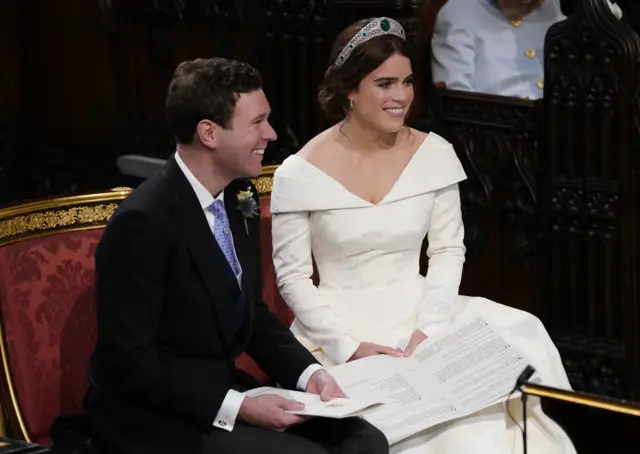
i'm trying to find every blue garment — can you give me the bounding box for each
[431,0,565,99]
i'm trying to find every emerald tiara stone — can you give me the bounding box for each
[334,17,406,67]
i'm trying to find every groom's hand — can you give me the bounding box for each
[238,394,308,431]
[349,342,403,362]
[306,369,347,401]
[403,329,428,356]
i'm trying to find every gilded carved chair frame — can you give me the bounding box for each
[252,165,276,196]
[0,188,132,440]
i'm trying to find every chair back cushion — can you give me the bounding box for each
[0,229,102,445]
[234,198,295,383]
[259,199,294,326]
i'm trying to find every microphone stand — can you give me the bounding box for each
[515,365,536,454]
[522,391,528,454]
[514,365,640,454]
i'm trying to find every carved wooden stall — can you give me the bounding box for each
[428,90,543,317]
[540,0,640,401]
[562,0,640,34]
[429,0,640,403]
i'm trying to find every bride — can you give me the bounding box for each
[270,17,577,454]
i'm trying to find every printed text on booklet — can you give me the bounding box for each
[328,317,535,444]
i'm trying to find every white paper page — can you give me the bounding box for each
[414,317,531,412]
[242,386,385,418]
[329,355,459,444]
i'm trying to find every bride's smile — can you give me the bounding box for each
[348,53,414,134]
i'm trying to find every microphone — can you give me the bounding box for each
[516,365,536,388]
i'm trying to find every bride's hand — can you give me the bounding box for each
[403,330,428,356]
[348,342,403,361]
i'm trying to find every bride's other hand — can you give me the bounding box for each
[403,330,428,356]
[348,342,403,361]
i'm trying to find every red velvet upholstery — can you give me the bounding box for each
[0,229,102,446]
[259,198,294,326]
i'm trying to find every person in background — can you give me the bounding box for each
[431,0,565,99]
[432,0,623,99]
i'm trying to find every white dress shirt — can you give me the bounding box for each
[175,151,322,431]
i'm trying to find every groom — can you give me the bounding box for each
[85,57,388,454]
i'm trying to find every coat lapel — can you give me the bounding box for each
[163,157,239,349]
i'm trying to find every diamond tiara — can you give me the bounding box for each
[334,17,406,67]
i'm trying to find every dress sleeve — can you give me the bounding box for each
[416,183,466,335]
[430,4,476,91]
[271,210,361,365]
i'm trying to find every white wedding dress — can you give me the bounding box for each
[270,133,577,454]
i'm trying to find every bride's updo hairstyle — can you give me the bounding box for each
[318,17,413,123]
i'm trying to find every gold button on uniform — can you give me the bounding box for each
[510,19,522,27]
[537,79,544,90]
[525,48,536,59]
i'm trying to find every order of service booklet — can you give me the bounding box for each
[242,386,387,419]
[244,316,540,444]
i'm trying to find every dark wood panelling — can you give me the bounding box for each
[0,0,432,203]
[429,90,543,317]
[540,0,640,400]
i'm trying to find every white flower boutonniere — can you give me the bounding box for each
[236,187,259,234]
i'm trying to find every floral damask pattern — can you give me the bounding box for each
[38,261,96,346]
[0,229,102,445]
[7,248,47,287]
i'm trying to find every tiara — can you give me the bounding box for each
[334,17,406,67]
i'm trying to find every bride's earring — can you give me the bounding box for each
[349,99,354,111]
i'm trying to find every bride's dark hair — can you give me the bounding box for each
[318,18,414,124]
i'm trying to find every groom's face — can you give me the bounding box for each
[214,89,277,179]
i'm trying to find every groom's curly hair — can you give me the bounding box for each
[166,57,263,144]
[318,18,414,124]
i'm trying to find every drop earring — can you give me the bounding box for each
[349,99,354,110]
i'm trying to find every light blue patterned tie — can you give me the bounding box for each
[208,199,241,277]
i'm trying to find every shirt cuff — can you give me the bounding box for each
[296,364,324,391]
[212,389,245,432]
